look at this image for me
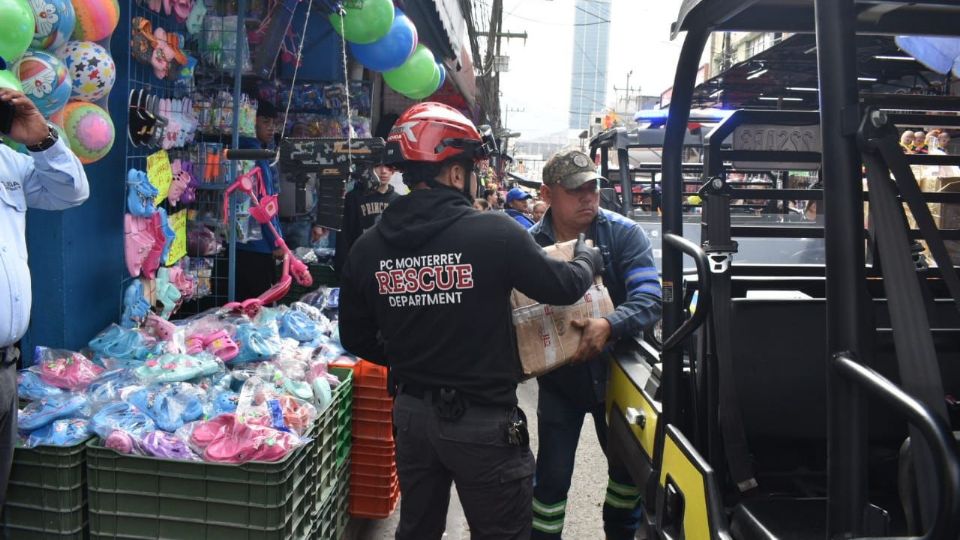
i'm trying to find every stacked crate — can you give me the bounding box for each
[345,360,399,518]
[2,442,90,539]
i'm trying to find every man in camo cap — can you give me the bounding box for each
[528,149,662,540]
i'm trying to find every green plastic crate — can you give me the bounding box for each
[312,367,352,512]
[2,441,89,538]
[313,460,349,540]
[86,427,316,540]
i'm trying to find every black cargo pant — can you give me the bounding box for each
[392,392,535,540]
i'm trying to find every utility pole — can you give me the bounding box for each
[503,105,525,129]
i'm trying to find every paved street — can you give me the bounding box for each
[349,379,611,540]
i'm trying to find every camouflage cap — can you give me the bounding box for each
[542,149,603,189]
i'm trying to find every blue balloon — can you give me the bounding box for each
[436,62,446,89]
[349,7,417,72]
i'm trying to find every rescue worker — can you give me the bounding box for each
[338,103,604,540]
[529,149,661,540]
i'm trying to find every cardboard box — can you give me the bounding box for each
[511,240,615,379]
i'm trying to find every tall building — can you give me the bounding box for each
[568,0,611,130]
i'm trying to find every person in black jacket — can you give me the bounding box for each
[333,163,400,276]
[338,102,604,540]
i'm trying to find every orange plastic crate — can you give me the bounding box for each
[349,482,400,519]
[353,417,394,442]
[353,406,392,423]
[354,360,389,390]
[352,440,394,453]
[350,475,398,498]
[351,448,397,467]
[354,394,393,411]
[351,459,396,479]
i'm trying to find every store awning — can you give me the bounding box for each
[403,0,468,69]
[692,34,943,110]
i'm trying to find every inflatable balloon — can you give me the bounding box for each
[0,0,35,65]
[383,45,439,99]
[328,0,393,45]
[70,0,118,42]
[60,100,113,163]
[348,7,416,72]
[1,136,27,153]
[402,62,441,100]
[13,49,71,116]
[0,70,22,91]
[58,40,114,101]
[30,0,75,50]
[436,62,446,89]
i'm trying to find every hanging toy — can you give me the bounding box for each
[30,0,76,51]
[12,49,72,116]
[0,0,35,64]
[221,166,311,315]
[69,0,119,42]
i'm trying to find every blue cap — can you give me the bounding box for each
[506,187,532,205]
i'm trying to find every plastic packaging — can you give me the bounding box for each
[178,413,306,464]
[34,348,104,390]
[86,369,140,407]
[22,418,91,448]
[140,430,200,461]
[233,321,282,364]
[87,324,164,363]
[133,353,224,384]
[91,402,157,440]
[18,394,89,431]
[124,383,205,432]
[17,370,65,401]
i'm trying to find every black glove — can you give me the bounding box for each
[572,233,604,276]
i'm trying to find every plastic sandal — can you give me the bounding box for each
[141,212,167,280]
[134,355,202,384]
[121,280,151,328]
[124,214,155,278]
[104,429,136,454]
[18,394,89,431]
[200,329,239,362]
[142,430,197,460]
[24,418,91,448]
[92,402,156,439]
[38,351,103,390]
[18,370,65,401]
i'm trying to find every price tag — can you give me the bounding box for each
[147,150,173,204]
[165,210,187,265]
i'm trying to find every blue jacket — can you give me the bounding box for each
[505,208,534,229]
[236,138,282,254]
[529,208,662,404]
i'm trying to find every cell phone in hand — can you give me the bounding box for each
[0,100,13,134]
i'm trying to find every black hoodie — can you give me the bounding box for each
[339,188,595,406]
[334,183,400,276]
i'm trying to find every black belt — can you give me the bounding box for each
[397,381,445,400]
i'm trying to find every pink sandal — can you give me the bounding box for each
[202,329,239,362]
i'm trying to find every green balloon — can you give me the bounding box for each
[328,0,394,44]
[0,69,22,92]
[384,45,439,97]
[403,62,442,100]
[0,0,34,65]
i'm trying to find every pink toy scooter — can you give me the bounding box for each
[221,166,312,315]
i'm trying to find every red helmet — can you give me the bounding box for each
[384,102,497,165]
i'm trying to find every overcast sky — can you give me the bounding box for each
[499,0,685,141]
